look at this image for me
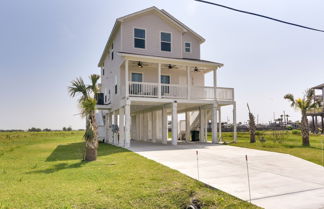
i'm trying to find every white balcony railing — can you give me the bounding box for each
[129,82,158,97]
[128,81,234,101]
[161,84,187,99]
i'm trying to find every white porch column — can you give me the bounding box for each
[125,59,129,98]
[125,101,131,147]
[233,102,237,143]
[143,112,148,141]
[113,110,118,145]
[199,107,205,142]
[212,103,218,143]
[139,112,143,141]
[152,111,157,143]
[204,110,208,142]
[106,112,113,144]
[148,112,153,141]
[171,102,178,145]
[118,107,125,147]
[158,63,161,98]
[162,106,168,144]
[218,107,222,141]
[185,111,191,142]
[187,66,191,99]
[213,68,217,99]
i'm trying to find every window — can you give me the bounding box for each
[102,68,105,75]
[131,73,143,82]
[134,28,145,49]
[161,32,171,52]
[185,42,191,53]
[110,41,114,60]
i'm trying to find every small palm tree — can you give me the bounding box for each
[284,89,321,146]
[247,103,256,143]
[69,74,100,161]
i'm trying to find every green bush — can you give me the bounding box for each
[292,130,301,135]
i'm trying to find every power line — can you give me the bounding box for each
[195,0,324,33]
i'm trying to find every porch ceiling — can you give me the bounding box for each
[118,52,223,73]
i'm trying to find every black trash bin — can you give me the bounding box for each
[191,131,199,141]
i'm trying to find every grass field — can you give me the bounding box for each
[215,131,324,166]
[0,131,258,209]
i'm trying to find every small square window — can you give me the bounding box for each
[185,42,191,53]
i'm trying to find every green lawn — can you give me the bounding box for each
[211,131,324,166]
[0,131,258,209]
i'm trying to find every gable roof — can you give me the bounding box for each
[312,83,324,90]
[98,6,205,67]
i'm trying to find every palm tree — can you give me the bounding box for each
[69,74,100,161]
[247,103,256,143]
[284,89,321,146]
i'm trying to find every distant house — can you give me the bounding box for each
[307,83,324,133]
[96,7,237,147]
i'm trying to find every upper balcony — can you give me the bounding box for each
[118,52,235,102]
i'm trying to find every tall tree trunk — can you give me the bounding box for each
[249,112,256,143]
[84,112,99,161]
[301,110,310,146]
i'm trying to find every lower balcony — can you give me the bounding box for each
[127,81,234,101]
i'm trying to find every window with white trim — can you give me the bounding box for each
[185,42,191,53]
[134,28,145,49]
[161,32,171,52]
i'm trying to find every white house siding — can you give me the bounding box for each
[121,11,183,58]
[102,27,124,111]
[182,32,200,59]
[125,65,205,86]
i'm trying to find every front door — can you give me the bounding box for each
[131,73,143,95]
[161,75,170,95]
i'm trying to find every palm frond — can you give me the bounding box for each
[87,74,100,95]
[68,77,88,100]
[284,94,295,107]
[305,88,315,102]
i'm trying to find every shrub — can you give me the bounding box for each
[292,130,301,135]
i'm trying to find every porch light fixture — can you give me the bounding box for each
[194,67,199,72]
[137,61,143,68]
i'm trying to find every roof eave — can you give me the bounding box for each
[118,52,223,70]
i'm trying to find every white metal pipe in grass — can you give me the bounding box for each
[245,155,252,203]
[196,150,200,181]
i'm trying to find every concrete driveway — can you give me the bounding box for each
[128,141,324,209]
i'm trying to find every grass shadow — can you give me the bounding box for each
[27,143,130,174]
[26,161,89,174]
[46,142,129,162]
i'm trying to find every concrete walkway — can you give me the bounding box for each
[128,141,324,209]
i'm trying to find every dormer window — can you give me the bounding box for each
[161,32,171,52]
[185,42,191,53]
[134,28,145,49]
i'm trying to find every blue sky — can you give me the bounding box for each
[0,0,323,130]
